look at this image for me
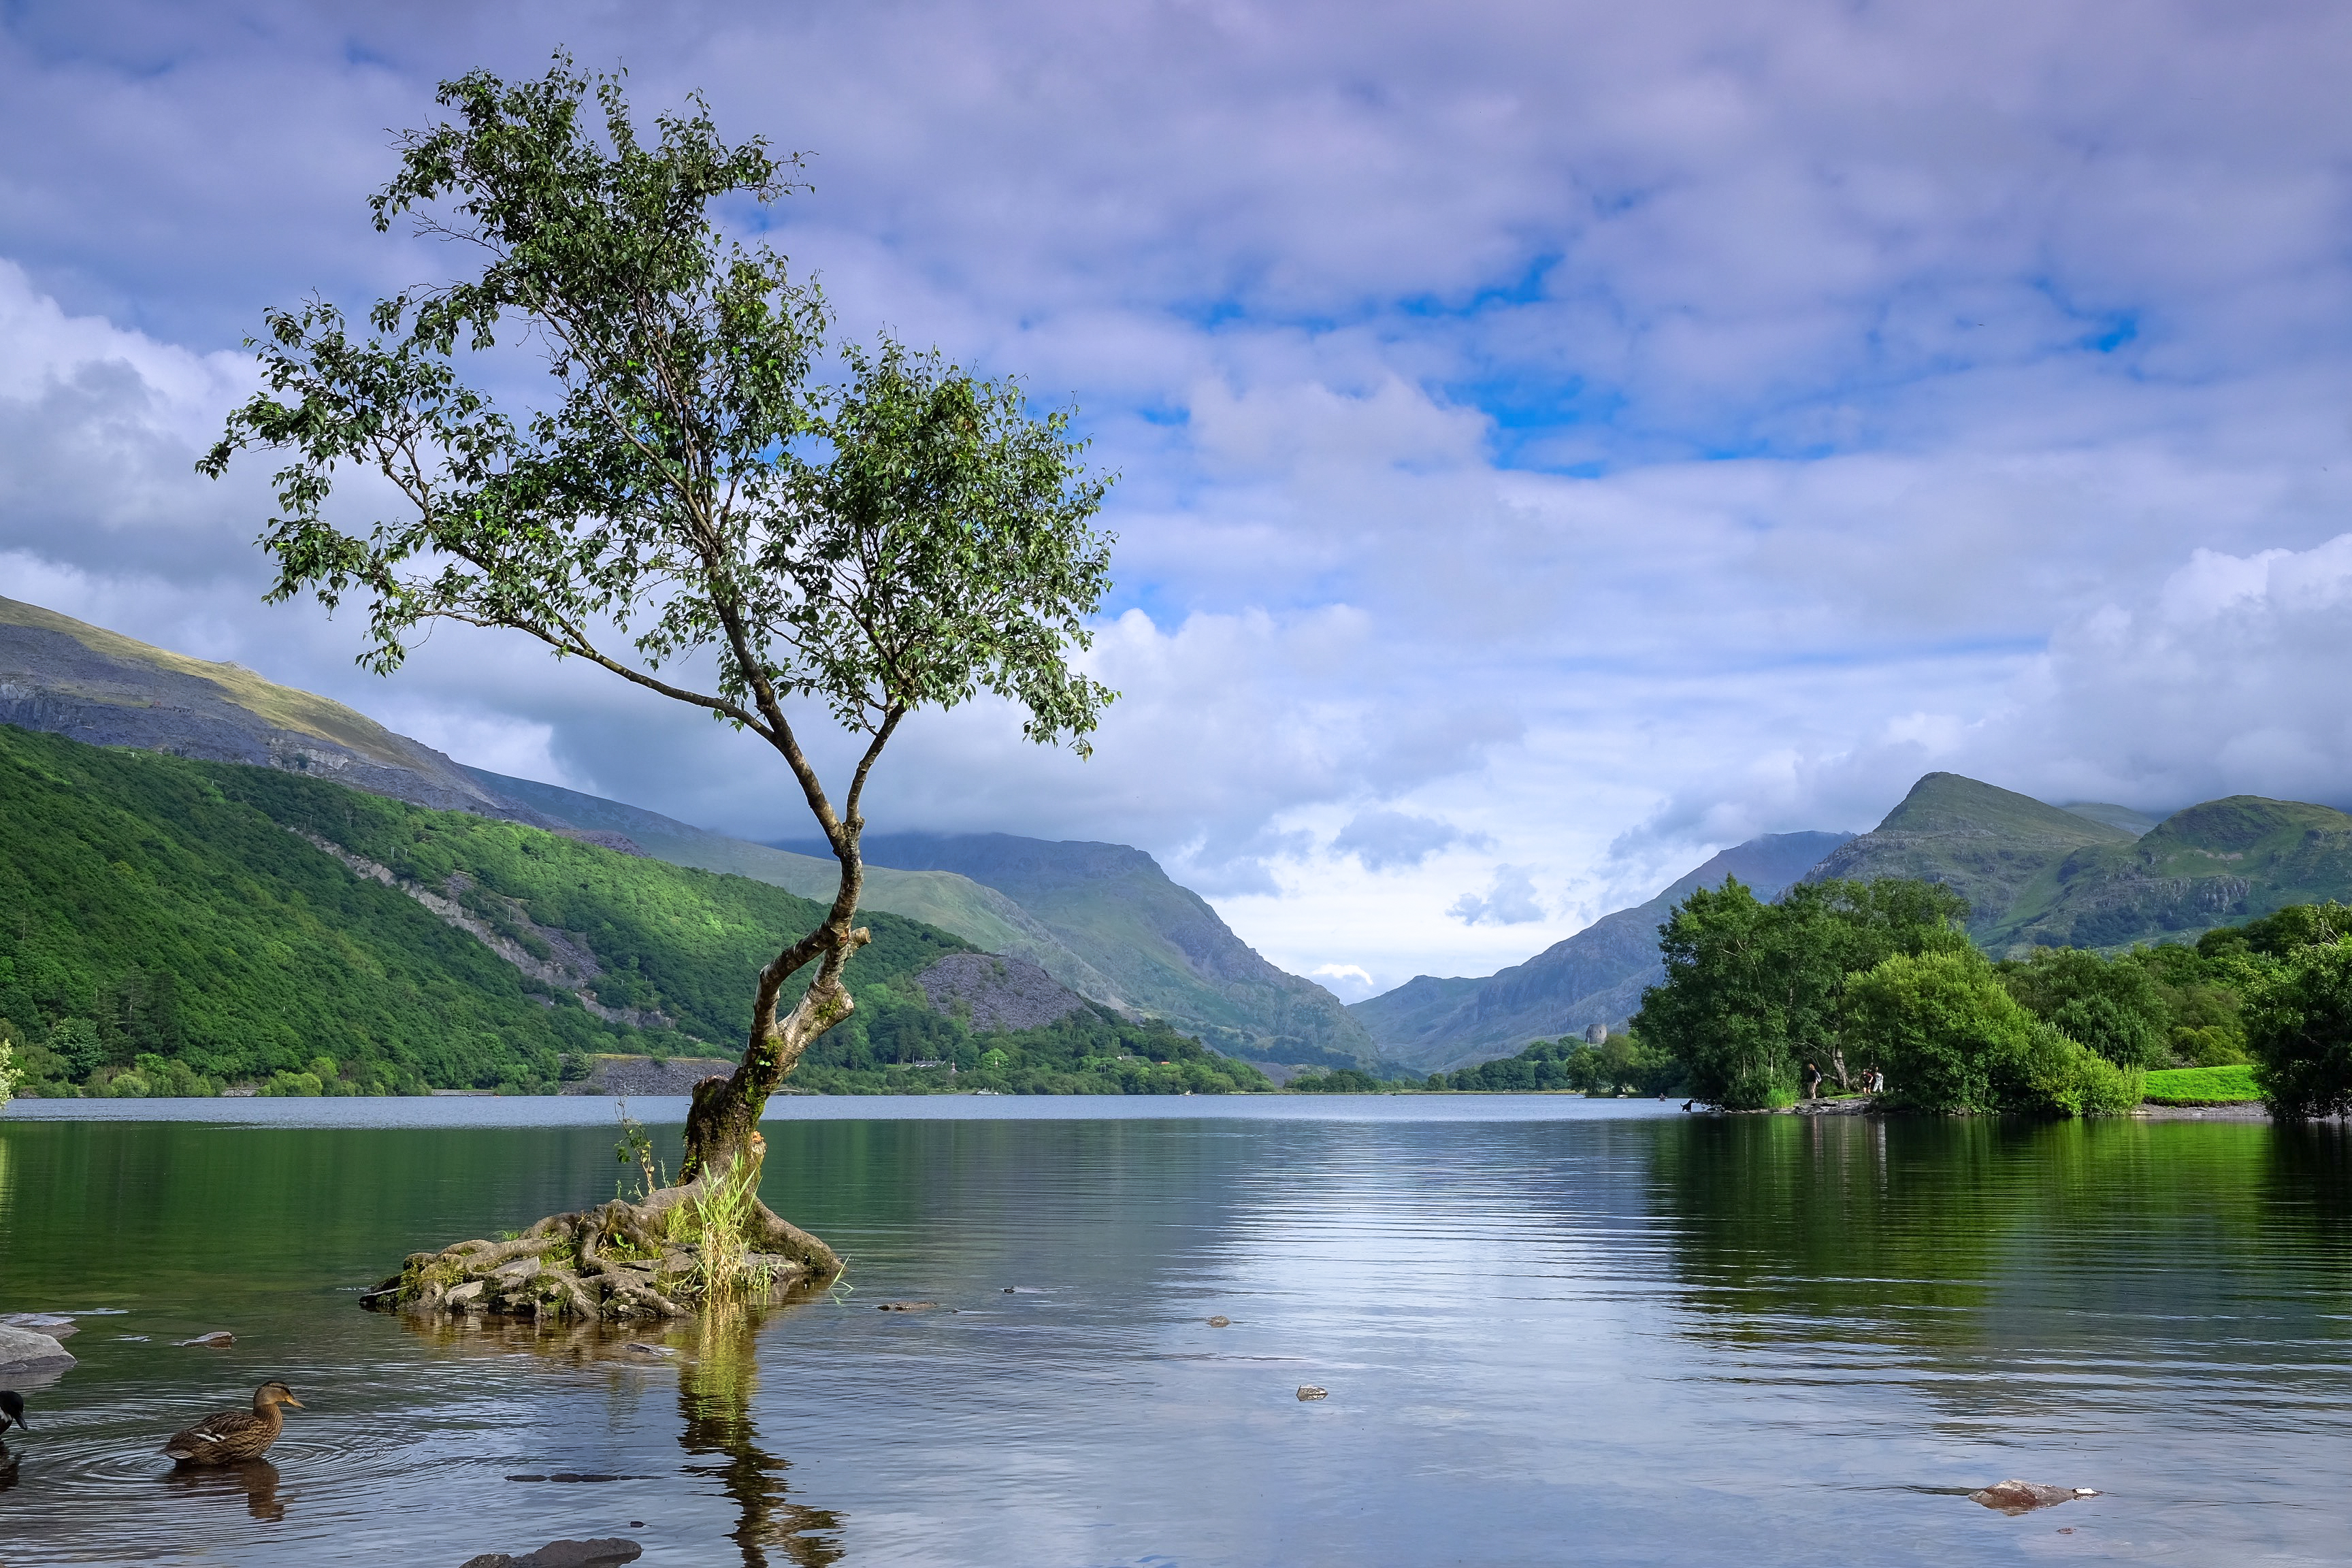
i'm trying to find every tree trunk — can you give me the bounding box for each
[667,840,872,1283]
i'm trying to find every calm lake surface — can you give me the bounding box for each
[2,1096,2349,1566]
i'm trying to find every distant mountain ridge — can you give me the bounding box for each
[468,768,1132,1007]
[1,595,540,824]
[1352,830,1853,1071]
[1,593,1367,1067]
[795,832,1381,1071]
[1800,772,2136,937]
[1820,774,2352,952]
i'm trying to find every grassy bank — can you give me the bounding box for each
[2140,1064,2261,1105]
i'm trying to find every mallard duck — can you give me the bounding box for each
[0,1390,24,1477]
[163,1381,302,1466]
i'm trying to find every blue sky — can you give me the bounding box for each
[5,0,2352,998]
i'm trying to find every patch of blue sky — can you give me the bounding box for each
[1445,372,1626,470]
[1394,255,1563,321]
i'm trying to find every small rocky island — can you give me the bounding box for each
[363,1180,831,1322]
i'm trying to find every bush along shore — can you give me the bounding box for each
[1630,880,2352,1120]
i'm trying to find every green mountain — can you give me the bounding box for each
[1351,831,1851,1071]
[468,768,1129,1005]
[0,593,1100,964]
[1,593,527,820]
[1803,772,2352,953]
[821,833,1380,1070]
[0,595,1337,1049]
[1988,796,2352,951]
[1800,772,2137,938]
[0,725,1260,1097]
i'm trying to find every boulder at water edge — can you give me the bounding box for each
[0,1324,75,1376]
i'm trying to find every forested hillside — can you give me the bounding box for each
[0,727,1261,1096]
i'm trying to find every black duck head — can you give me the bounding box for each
[0,1390,27,1433]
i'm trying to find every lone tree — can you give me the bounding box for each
[201,60,1113,1286]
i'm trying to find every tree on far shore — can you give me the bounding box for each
[199,59,1115,1267]
[1633,877,1968,1109]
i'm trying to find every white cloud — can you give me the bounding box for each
[1449,865,1547,928]
[1331,809,1486,872]
[1308,963,1377,1002]
[3,1,2352,995]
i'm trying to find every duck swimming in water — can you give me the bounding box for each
[163,1382,301,1466]
[0,1391,28,1479]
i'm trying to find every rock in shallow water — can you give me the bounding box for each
[460,1537,643,1567]
[1296,1385,1328,1401]
[0,1324,76,1374]
[0,1313,76,1340]
[1968,1480,2098,1514]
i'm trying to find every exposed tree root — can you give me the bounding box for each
[361,1167,841,1323]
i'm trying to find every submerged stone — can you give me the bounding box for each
[1968,1480,2097,1514]
[461,1539,643,1568]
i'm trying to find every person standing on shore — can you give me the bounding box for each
[1803,1061,1823,1100]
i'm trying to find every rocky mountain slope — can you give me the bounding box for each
[808,832,1382,1071]
[1800,772,2138,938]
[0,725,1262,1097]
[1801,771,2352,953]
[1352,831,1852,1072]
[1984,794,2352,951]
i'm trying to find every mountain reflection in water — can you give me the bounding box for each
[0,1098,2347,1565]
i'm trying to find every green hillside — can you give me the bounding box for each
[1799,773,2352,956]
[0,726,1260,1096]
[468,766,1130,1005]
[843,833,1379,1068]
[1989,796,2352,951]
[1803,772,2137,943]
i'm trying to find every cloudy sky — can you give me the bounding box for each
[5,0,2352,999]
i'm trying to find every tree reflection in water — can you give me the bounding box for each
[678,1298,845,1568]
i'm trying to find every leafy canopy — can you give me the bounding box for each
[2244,940,2352,1120]
[1633,877,1970,1109]
[198,58,1117,836]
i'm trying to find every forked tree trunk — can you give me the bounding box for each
[666,846,875,1281]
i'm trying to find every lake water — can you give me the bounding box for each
[1,1096,2348,1566]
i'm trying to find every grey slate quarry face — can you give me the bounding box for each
[915,953,1091,1032]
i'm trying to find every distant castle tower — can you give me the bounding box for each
[1584,1022,1607,1045]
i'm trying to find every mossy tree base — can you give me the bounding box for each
[362,1179,840,1322]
